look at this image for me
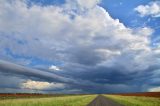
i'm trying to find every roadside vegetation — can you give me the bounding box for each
[105,95,160,106]
[0,95,96,106]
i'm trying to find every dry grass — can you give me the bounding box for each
[0,95,96,106]
[105,95,160,106]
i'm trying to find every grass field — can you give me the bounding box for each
[0,94,76,100]
[105,95,160,106]
[0,95,96,106]
[112,92,160,98]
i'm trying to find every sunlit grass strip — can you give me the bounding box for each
[0,95,96,106]
[105,95,160,106]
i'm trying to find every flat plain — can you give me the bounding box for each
[0,92,160,106]
[0,94,96,106]
[105,94,160,106]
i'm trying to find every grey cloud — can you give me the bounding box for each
[0,60,75,84]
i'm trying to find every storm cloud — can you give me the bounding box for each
[0,0,160,93]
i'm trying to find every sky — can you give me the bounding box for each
[0,0,160,94]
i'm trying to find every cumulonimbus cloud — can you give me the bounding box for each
[0,0,160,93]
[0,0,158,71]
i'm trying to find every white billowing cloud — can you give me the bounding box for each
[76,0,100,9]
[21,80,65,90]
[135,27,154,37]
[66,0,100,10]
[49,65,60,71]
[135,1,160,17]
[148,86,160,92]
[0,0,159,73]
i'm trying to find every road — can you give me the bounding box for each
[87,95,124,106]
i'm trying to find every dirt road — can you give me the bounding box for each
[87,95,124,106]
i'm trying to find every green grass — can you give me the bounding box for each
[0,95,96,106]
[105,95,160,106]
